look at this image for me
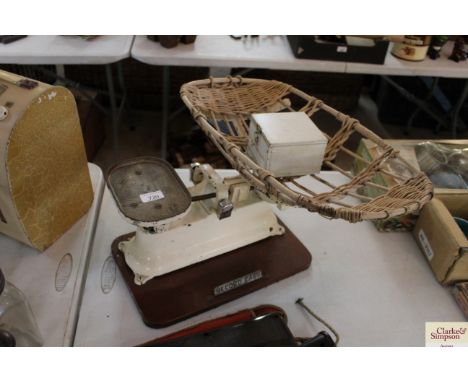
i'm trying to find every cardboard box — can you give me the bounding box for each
[452,283,468,319]
[353,138,468,231]
[413,198,468,285]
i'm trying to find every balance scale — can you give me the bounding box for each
[108,76,432,328]
[108,157,311,327]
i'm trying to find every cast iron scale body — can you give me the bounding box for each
[108,158,310,327]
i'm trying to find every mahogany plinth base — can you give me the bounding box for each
[111,220,311,328]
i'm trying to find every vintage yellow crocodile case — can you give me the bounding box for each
[0,70,93,251]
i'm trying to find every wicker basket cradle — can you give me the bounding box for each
[180,77,433,223]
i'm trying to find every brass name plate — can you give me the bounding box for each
[214,270,263,296]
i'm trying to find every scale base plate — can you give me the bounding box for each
[111,219,311,328]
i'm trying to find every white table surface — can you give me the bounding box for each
[131,35,468,79]
[0,163,104,346]
[74,169,464,347]
[0,35,134,65]
[131,35,346,73]
[347,41,468,79]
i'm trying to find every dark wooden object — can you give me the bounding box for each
[112,219,312,328]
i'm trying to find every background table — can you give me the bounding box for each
[0,164,104,346]
[74,169,464,347]
[131,35,346,72]
[132,35,468,78]
[0,35,135,155]
[346,42,468,78]
[346,42,468,137]
[0,35,133,65]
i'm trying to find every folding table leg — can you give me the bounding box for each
[55,64,66,80]
[161,66,170,159]
[105,64,119,157]
[405,77,439,135]
[449,79,468,138]
[381,75,447,133]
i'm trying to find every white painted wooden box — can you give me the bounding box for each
[246,112,328,177]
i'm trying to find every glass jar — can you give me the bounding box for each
[0,268,43,347]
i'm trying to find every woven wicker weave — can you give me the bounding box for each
[180,76,433,223]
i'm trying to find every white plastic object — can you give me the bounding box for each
[246,112,328,177]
